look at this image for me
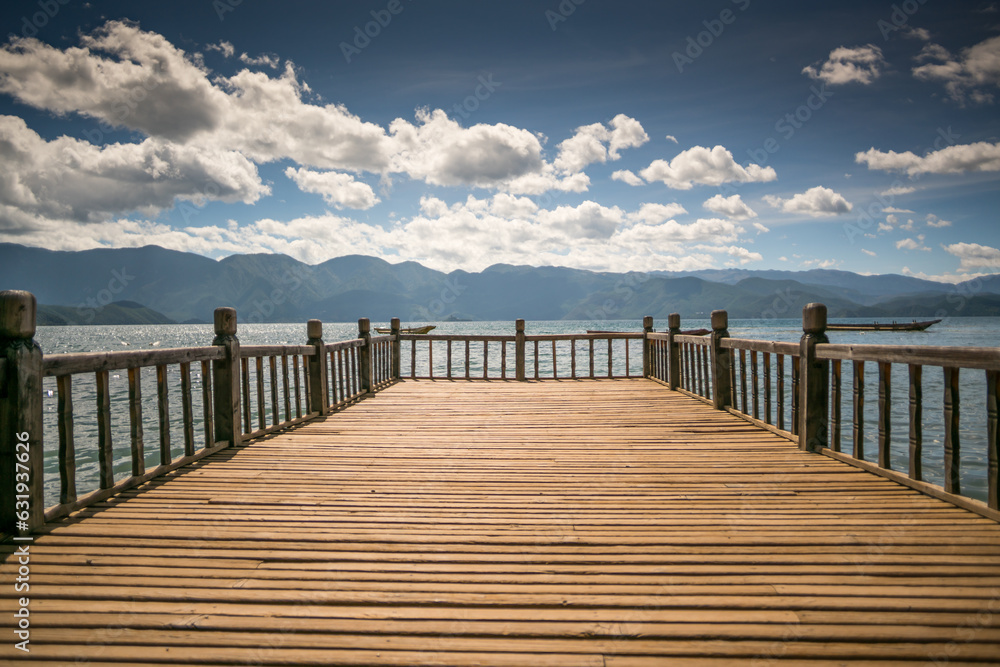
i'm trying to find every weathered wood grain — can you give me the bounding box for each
[3,379,999,665]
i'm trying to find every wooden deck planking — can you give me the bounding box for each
[3,379,1000,665]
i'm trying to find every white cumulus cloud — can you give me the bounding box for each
[702,194,757,220]
[856,141,1000,175]
[639,145,776,190]
[912,35,1000,105]
[284,167,379,210]
[764,186,852,217]
[802,44,887,85]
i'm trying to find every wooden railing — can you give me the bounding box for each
[399,323,645,380]
[3,290,998,537]
[0,292,395,535]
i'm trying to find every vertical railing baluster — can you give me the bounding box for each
[571,339,577,379]
[552,340,557,378]
[608,339,613,378]
[281,355,291,423]
[830,359,841,452]
[56,374,76,505]
[776,355,785,432]
[255,357,266,431]
[944,366,961,495]
[589,339,595,379]
[201,360,214,446]
[751,351,760,420]
[156,364,171,465]
[909,364,923,481]
[987,369,998,510]
[241,357,251,434]
[96,370,114,488]
[128,367,145,477]
[878,362,892,469]
[764,352,773,425]
[292,355,302,417]
[501,340,507,380]
[791,355,800,437]
[180,362,195,457]
[482,341,488,379]
[739,349,747,413]
[533,340,539,379]
[447,340,453,380]
[269,357,279,426]
[411,339,416,378]
[625,337,631,378]
[465,340,471,379]
[853,360,865,460]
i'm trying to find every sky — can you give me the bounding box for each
[0,0,998,282]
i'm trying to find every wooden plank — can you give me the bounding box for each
[8,379,1000,665]
[269,356,279,427]
[255,356,266,431]
[909,364,923,482]
[944,366,961,495]
[817,343,1000,370]
[42,346,222,377]
[200,360,213,447]
[853,360,864,460]
[156,364,171,466]
[240,356,251,435]
[990,369,999,510]
[128,366,145,476]
[179,362,195,457]
[56,373,76,505]
[878,361,891,469]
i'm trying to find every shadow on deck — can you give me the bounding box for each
[3,379,1000,665]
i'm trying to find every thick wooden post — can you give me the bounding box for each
[710,310,732,410]
[211,307,242,448]
[642,316,654,378]
[306,320,328,415]
[667,313,681,390]
[798,303,829,452]
[359,318,372,394]
[0,291,44,534]
[515,319,526,381]
[390,317,401,380]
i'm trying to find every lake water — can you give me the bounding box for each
[33,316,1000,507]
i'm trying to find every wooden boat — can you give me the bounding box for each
[825,319,941,332]
[374,325,436,334]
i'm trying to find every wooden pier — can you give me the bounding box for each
[2,291,1000,664]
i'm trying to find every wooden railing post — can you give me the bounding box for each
[515,319,526,381]
[798,303,829,452]
[642,316,654,378]
[390,317,401,380]
[710,310,732,410]
[211,307,242,448]
[0,291,44,534]
[667,313,681,390]
[359,318,372,394]
[306,320,328,415]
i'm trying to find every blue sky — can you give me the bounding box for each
[1,0,998,281]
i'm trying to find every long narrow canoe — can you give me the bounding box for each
[374,325,436,334]
[826,318,941,332]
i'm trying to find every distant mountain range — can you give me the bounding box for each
[2,243,998,325]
